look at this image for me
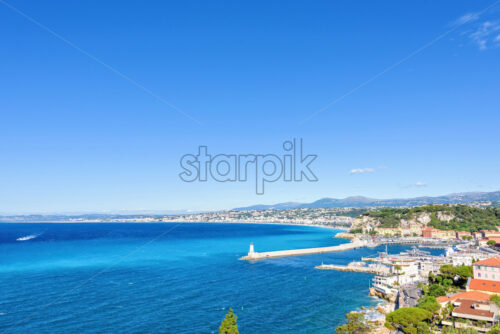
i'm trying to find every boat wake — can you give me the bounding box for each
[16,234,40,242]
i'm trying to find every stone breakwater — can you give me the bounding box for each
[315,264,389,275]
[239,239,367,260]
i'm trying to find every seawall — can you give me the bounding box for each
[239,239,369,260]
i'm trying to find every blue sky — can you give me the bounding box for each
[1,0,499,214]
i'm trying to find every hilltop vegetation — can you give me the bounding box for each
[359,205,500,232]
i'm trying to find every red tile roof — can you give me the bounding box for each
[486,237,500,243]
[453,299,494,319]
[437,291,491,304]
[469,278,500,293]
[473,256,500,267]
[437,296,450,303]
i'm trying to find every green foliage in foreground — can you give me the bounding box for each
[335,312,371,334]
[219,308,239,334]
[362,204,500,231]
[440,265,473,281]
[428,284,446,297]
[487,327,500,334]
[463,329,479,334]
[385,307,432,334]
[431,264,473,290]
[442,327,479,334]
[490,295,500,307]
[417,296,441,314]
[416,322,431,334]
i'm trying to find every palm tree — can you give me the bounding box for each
[394,264,402,285]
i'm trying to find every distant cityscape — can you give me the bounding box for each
[0,201,497,225]
[0,207,365,225]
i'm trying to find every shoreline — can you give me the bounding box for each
[0,220,349,230]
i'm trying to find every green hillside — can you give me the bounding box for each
[362,204,500,232]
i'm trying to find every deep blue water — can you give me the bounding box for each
[0,223,422,333]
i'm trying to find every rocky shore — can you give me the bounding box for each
[341,289,396,333]
[334,232,356,239]
[368,287,397,304]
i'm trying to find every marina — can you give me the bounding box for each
[239,235,465,261]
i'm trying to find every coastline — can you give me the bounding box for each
[341,290,394,334]
[0,220,349,230]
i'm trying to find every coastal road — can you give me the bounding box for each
[400,284,422,307]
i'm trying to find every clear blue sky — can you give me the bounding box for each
[1,0,499,214]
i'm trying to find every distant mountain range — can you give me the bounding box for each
[232,191,500,211]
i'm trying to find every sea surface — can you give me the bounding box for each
[0,223,431,333]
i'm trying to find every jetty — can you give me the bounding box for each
[315,262,390,274]
[239,239,371,261]
[375,236,461,246]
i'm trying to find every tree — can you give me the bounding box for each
[443,279,453,290]
[439,265,473,288]
[429,273,436,284]
[442,326,456,334]
[384,322,395,330]
[454,266,473,280]
[404,327,417,334]
[417,322,431,334]
[458,329,479,334]
[487,240,497,246]
[417,296,441,314]
[487,327,500,334]
[336,312,371,334]
[490,295,500,307]
[428,284,446,297]
[395,265,403,285]
[385,307,432,332]
[219,308,239,334]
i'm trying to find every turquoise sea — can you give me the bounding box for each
[0,223,419,333]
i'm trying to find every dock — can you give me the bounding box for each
[239,239,370,261]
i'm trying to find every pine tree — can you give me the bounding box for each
[219,308,239,334]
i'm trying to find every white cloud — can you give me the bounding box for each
[468,21,500,50]
[451,10,500,50]
[453,12,480,26]
[350,168,374,174]
[415,182,427,187]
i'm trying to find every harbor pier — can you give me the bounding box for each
[315,263,390,274]
[239,239,370,261]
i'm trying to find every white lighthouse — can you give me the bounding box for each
[248,242,255,257]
